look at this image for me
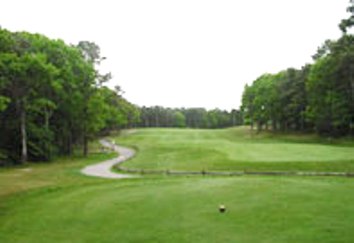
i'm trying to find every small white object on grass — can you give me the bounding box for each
[219,204,226,213]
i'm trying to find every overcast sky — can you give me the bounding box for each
[0,0,349,110]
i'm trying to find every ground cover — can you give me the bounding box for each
[115,127,354,172]
[1,175,354,243]
[1,127,354,242]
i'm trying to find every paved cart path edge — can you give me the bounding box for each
[81,139,136,179]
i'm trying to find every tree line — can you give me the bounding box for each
[0,28,242,166]
[2,1,352,164]
[138,106,242,129]
[0,28,140,165]
[241,1,354,137]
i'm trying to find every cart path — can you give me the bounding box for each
[82,140,354,179]
[81,139,136,179]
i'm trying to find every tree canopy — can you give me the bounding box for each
[138,106,242,129]
[0,28,139,165]
[241,2,354,137]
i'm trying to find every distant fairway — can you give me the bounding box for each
[1,127,354,243]
[116,127,354,172]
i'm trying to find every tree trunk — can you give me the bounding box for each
[20,107,27,163]
[257,121,262,132]
[68,133,72,155]
[83,134,88,157]
[300,112,305,131]
[155,113,159,127]
[232,113,236,126]
[83,103,89,156]
[44,108,49,130]
[272,120,277,131]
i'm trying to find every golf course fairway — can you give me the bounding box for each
[115,127,354,172]
[1,127,354,243]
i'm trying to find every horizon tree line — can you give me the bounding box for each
[138,106,242,129]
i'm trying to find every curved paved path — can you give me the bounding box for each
[81,139,136,179]
[82,139,353,179]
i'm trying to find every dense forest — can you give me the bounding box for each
[0,28,242,165]
[139,106,242,129]
[241,1,354,137]
[0,29,140,165]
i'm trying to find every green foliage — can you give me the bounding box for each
[242,68,308,132]
[339,0,354,33]
[139,106,242,129]
[307,35,354,136]
[0,96,10,111]
[173,111,186,127]
[0,28,138,164]
[241,4,354,137]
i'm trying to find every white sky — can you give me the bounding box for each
[0,0,349,110]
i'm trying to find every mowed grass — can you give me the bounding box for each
[1,128,354,242]
[115,127,354,172]
[1,175,354,243]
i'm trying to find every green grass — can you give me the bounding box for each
[1,176,354,242]
[115,127,354,172]
[0,153,115,198]
[1,127,354,242]
[0,141,117,199]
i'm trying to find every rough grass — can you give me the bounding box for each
[0,153,115,198]
[115,127,354,172]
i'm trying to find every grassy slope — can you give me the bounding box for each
[0,141,117,199]
[0,153,116,198]
[116,127,354,172]
[1,128,354,242]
